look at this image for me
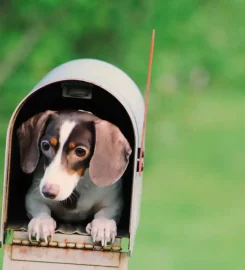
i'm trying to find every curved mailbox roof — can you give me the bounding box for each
[32,59,145,143]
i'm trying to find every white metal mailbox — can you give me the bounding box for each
[1,59,145,269]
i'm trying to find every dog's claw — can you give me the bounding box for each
[50,233,54,243]
[44,235,48,244]
[28,231,32,242]
[27,215,56,243]
[111,232,116,243]
[86,218,117,247]
[36,232,40,242]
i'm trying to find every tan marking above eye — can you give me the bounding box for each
[50,138,58,147]
[67,168,85,176]
[69,142,76,149]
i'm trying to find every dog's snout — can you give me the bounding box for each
[42,184,60,199]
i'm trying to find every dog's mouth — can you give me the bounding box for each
[60,189,80,210]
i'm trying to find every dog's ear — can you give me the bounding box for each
[17,110,57,174]
[89,120,132,186]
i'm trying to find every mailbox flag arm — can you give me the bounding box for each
[138,29,155,176]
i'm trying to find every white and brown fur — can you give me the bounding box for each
[17,110,132,247]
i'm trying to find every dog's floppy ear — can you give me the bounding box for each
[89,120,132,186]
[17,110,57,174]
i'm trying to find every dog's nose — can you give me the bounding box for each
[42,184,60,199]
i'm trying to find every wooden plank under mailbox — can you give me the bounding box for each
[12,245,120,267]
[4,244,129,270]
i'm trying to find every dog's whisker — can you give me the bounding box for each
[33,186,40,192]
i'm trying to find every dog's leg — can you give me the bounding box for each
[25,184,56,243]
[85,194,123,247]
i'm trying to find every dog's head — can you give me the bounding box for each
[17,110,132,201]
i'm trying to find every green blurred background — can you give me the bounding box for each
[0,1,245,269]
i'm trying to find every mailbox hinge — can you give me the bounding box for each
[10,231,122,253]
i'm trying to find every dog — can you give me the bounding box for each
[17,110,132,247]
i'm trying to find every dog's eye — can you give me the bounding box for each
[75,147,86,157]
[41,140,51,151]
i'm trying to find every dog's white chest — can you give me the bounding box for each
[46,173,106,222]
[48,201,92,222]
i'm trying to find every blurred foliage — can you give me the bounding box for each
[0,0,245,269]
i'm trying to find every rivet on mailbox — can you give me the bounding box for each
[1,58,148,269]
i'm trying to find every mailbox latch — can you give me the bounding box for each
[136,148,144,173]
[62,81,93,99]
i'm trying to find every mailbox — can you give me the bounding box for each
[1,59,145,269]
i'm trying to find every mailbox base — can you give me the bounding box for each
[3,244,129,269]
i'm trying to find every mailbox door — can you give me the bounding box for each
[129,173,143,256]
[3,231,129,270]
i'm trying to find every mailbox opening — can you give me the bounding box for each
[5,80,135,239]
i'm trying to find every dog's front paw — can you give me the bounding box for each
[28,214,56,243]
[86,218,117,247]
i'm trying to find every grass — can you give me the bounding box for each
[128,91,245,269]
